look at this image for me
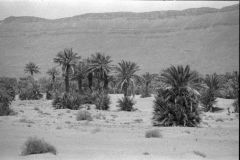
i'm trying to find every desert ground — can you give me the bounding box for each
[0,94,238,160]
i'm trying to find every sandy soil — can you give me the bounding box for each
[0,94,239,160]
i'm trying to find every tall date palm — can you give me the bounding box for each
[72,61,88,93]
[54,48,80,93]
[87,53,112,91]
[115,60,140,97]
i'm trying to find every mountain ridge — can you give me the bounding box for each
[1,4,239,23]
[0,4,239,78]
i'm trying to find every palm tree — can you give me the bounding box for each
[160,65,203,97]
[201,73,223,112]
[140,72,158,97]
[46,67,60,82]
[115,60,140,97]
[54,48,80,93]
[153,65,203,127]
[72,61,88,93]
[87,53,112,91]
[24,62,40,77]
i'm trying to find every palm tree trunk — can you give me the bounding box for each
[65,75,69,93]
[52,75,55,83]
[123,83,128,98]
[78,79,83,93]
[145,83,149,96]
[87,73,93,92]
[104,79,108,93]
[65,67,70,93]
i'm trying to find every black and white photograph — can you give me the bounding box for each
[0,0,239,159]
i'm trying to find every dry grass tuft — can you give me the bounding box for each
[145,129,162,138]
[94,113,106,120]
[56,126,62,130]
[21,137,57,156]
[143,152,150,155]
[91,127,101,134]
[34,107,40,111]
[193,150,206,158]
[19,118,34,124]
[215,118,224,122]
[76,110,93,121]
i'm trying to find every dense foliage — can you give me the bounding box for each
[52,92,84,110]
[93,92,111,110]
[200,74,222,112]
[18,77,43,100]
[0,77,16,116]
[152,65,203,127]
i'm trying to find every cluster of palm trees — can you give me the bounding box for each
[23,48,238,114]
[24,49,158,100]
[18,50,239,126]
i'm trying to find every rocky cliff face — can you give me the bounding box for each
[0,4,239,77]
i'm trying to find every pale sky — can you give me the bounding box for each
[0,0,239,20]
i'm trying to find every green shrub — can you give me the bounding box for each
[94,92,111,110]
[21,137,56,155]
[81,92,96,104]
[18,77,43,100]
[217,71,239,99]
[52,92,83,110]
[76,110,93,121]
[153,89,201,127]
[46,90,53,100]
[0,77,16,116]
[117,97,135,111]
[200,90,217,112]
[200,74,222,112]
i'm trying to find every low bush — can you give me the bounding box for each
[152,89,201,127]
[76,110,93,121]
[19,88,43,100]
[145,129,162,138]
[200,90,217,112]
[117,96,135,111]
[81,93,96,104]
[217,71,239,99]
[21,137,57,156]
[46,90,53,100]
[52,92,83,110]
[94,92,111,110]
[18,77,43,100]
[0,77,16,116]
